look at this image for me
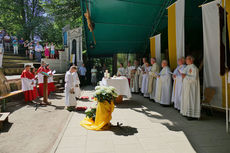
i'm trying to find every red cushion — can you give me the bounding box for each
[76,106,87,111]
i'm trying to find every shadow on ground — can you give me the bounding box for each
[0,122,13,133]
[110,124,138,136]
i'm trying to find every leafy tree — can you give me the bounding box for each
[0,0,83,47]
[43,0,82,28]
[0,0,46,39]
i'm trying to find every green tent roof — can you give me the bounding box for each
[81,0,211,57]
[81,0,172,56]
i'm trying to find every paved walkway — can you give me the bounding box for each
[53,87,230,153]
[0,93,70,153]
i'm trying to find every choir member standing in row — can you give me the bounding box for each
[181,56,200,119]
[45,64,55,95]
[31,67,38,100]
[171,58,186,110]
[148,58,160,100]
[37,61,46,97]
[141,62,151,97]
[155,60,172,105]
[21,65,37,103]
[131,60,141,93]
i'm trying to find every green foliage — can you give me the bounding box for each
[117,53,137,67]
[43,0,82,28]
[0,0,46,39]
[0,0,83,47]
[85,108,96,121]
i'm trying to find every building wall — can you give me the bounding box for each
[42,49,69,73]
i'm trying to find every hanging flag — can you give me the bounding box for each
[70,54,75,64]
[202,1,230,108]
[150,34,161,65]
[219,3,230,76]
[168,0,185,70]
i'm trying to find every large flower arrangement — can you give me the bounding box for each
[84,86,118,121]
[93,86,118,103]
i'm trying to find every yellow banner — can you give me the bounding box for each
[150,36,155,58]
[168,4,177,70]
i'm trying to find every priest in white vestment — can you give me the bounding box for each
[148,58,160,100]
[180,56,200,119]
[65,66,78,108]
[139,58,147,89]
[117,63,126,76]
[172,58,186,110]
[141,62,152,97]
[131,60,141,93]
[155,60,172,105]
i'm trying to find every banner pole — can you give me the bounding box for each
[224,0,229,133]
[225,73,229,133]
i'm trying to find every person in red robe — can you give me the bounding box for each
[45,64,55,95]
[21,65,34,102]
[37,61,46,97]
[31,67,38,100]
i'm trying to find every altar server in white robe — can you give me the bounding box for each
[65,66,78,107]
[171,58,186,110]
[131,60,141,93]
[155,60,172,105]
[73,70,81,99]
[181,56,200,119]
[148,58,160,100]
[117,63,126,76]
[139,57,147,89]
[141,62,152,97]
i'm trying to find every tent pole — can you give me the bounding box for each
[224,0,229,133]
[113,54,117,76]
[225,73,229,133]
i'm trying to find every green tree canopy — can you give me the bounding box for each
[0,0,82,47]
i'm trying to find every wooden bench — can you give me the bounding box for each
[0,90,23,112]
[0,112,10,130]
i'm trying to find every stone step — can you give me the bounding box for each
[3,68,25,75]
[3,59,35,63]
[2,63,24,68]
[3,55,29,60]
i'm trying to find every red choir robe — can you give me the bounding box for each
[46,68,55,95]
[21,70,34,102]
[31,73,38,100]
[37,66,45,97]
